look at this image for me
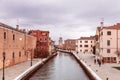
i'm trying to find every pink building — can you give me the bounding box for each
[99,23,120,63]
[76,36,95,53]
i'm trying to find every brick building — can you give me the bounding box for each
[28,30,49,58]
[64,39,76,51]
[0,22,36,69]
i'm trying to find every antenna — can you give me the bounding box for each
[100,18,104,27]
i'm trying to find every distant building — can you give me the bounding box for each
[49,38,55,55]
[58,37,63,49]
[76,36,95,53]
[98,23,120,63]
[64,39,76,51]
[0,22,36,69]
[28,30,49,58]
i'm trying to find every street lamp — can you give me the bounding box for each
[2,52,5,80]
[31,49,32,66]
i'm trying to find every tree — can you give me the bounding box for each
[41,49,49,58]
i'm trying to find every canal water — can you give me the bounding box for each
[29,52,89,80]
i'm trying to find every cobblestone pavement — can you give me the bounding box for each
[78,53,120,80]
[0,59,42,80]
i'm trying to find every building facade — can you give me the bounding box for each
[28,30,49,58]
[64,39,76,51]
[99,23,120,63]
[95,27,101,56]
[76,36,95,53]
[49,38,55,55]
[0,22,36,69]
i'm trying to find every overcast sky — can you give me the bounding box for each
[0,0,120,44]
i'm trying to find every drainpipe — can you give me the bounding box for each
[116,29,119,63]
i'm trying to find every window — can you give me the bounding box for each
[45,38,47,41]
[40,38,42,41]
[4,32,6,39]
[80,45,82,47]
[107,49,110,53]
[91,50,92,52]
[19,52,21,57]
[80,50,82,52]
[107,31,111,35]
[107,57,110,61]
[84,45,88,47]
[80,41,82,43]
[91,45,92,47]
[91,41,92,43]
[85,41,88,43]
[12,52,15,58]
[107,40,110,46]
[13,34,15,40]
[85,49,88,52]
[114,57,116,61]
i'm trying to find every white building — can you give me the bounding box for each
[99,23,120,63]
[76,36,95,54]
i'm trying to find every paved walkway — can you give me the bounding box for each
[0,59,42,80]
[77,53,120,80]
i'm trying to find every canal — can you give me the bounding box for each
[29,52,89,80]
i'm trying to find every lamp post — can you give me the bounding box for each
[31,49,32,66]
[2,52,5,80]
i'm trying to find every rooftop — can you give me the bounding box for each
[0,22,26,34]
[78,36,95,40]
[102,23,120,29]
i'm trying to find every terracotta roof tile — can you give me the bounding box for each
[102,23,120,29]
[78,36,95,40]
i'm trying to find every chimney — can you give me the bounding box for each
[16,25,19,30]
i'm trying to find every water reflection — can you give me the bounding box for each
[29,52,89,80]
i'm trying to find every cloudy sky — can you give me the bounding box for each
[0,0,120,44]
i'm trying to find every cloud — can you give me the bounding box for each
[0,0,120,43]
